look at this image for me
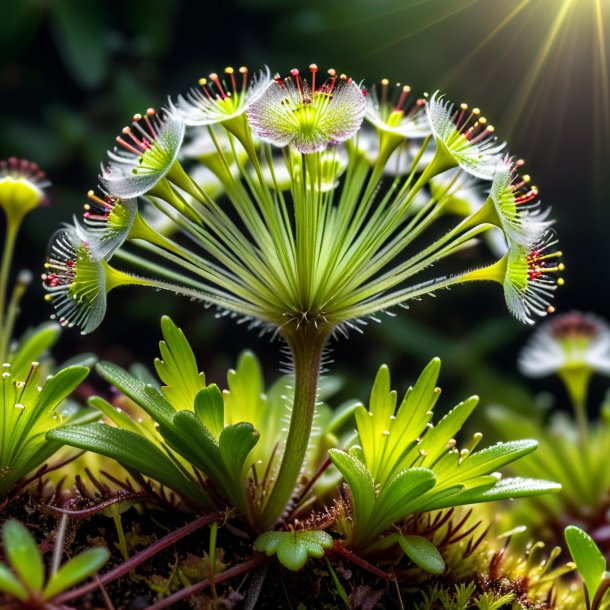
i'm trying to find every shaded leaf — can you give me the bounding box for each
[43,547,110,600]
[2,521,44,592]
[565,525,606,605]
[398,534,445,575]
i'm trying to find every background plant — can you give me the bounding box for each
[488,311,610,554]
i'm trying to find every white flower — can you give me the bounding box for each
[100,109,184,199]
[170,66,272,126]
[519,312,610,377]
[247,66,366,154]
[426,93,505,180]
[488,160,553,246]
[365,79,430,138]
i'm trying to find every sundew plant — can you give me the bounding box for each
[41,65,565,535]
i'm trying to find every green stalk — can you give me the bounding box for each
[0,221,19,353]
[256,324,330,531]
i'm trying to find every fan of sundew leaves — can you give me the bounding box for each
[326,358,560,557]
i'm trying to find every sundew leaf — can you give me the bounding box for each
[418,396,479,467]
[398,534,445,575]
[47,423,210,507]
[10,322,60,378]
[565,525,606,605]
[43,547,110,600]
[2,520,44,592]
[328,448,375,527]
[254,530,333,571]
[160,411,223,482]
[422,477,561,511]
[96,361,174,426]
[438,440,538,487]
[218,423,259,482]
[194,385,224,439]
[0,563,28,601]
[154,316,206,410]
[360,359,442,486]
[371,468,436,539]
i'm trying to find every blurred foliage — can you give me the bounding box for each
[1,0,608,417]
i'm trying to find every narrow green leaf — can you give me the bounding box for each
[418,396,479,467]
[218,423,259,481]
[424,477,561,511]
[2,521,44,592]
[43,547,109,600]
[96,361,175,426]
[398,534,445,574]
[35,366,90,417]
[194,385,225,439]
[328,449,375,526]
[440,440,538,486]
[0,563,28,601]
[372,468,436,536]
[162,411,222,480]
[88,396,142,433]
[565,525,606,605]
[47,423,208,507]
[11,322,60,378]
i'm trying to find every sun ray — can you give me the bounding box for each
[503,0,577,136]
[444,0,532,83]
[356,0,482,62]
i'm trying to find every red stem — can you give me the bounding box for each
[330,540,390,583]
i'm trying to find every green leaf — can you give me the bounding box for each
[328,449,375,526]
[565,525,606,605]
[254,530,333,571]
[194,385,225,439]
[0,563,28,601]
[218,423,259,482]
[47,423,209,507]
[10,322,60,378]
[398,534,445,575]
[424,477,561,511]
[372,468,436,537]
[440,440,538,486]
[155,316,206,409]
[2,521,44,592]
[43,547,110,600]
[96,361,175,426]
[162,410,222,480]
[418,396,479,467]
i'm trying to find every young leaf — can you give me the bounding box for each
[373,468,436,534]
[194,385,225,439]
[2,520,44,592]
[398,534,445,574]
[43,547,110,600]
[254,530,333,571]
[154,316,206,409]
[96,361,175,426]
[328,449,376,527]
[565,525,607,606]
[218,422,259,482]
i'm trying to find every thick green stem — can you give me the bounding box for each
[559,368,591,448]
[0,221,19,349]
[256,324,330,531]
